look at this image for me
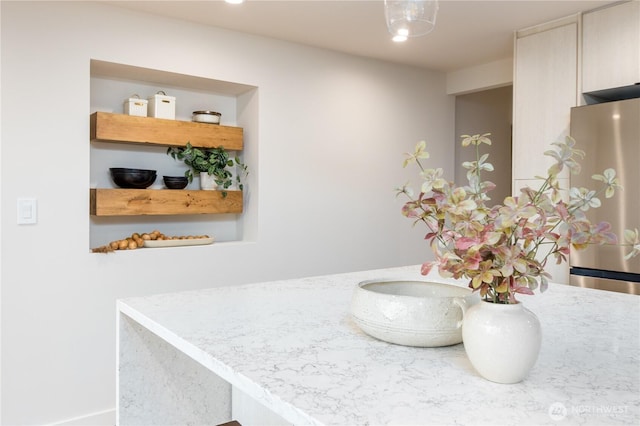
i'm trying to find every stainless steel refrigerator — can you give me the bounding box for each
[569,97,640,294]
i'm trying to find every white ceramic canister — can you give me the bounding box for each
[148,90,176,119]
[123,94,148,117]
[192,110,221,124]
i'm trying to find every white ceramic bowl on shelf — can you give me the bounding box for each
[350,279,478,347]
[192,110,221,124]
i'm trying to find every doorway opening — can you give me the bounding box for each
[454,86,513,206]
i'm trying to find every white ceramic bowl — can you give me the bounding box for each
[350,279,477,347]
[192,110,221,124]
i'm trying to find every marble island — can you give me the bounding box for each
[117,265,640,425]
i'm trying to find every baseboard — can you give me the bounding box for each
[49,408,115,426]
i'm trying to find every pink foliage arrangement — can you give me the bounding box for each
[397,134,639,303]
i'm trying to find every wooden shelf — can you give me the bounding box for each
[90,112,243,150]
[90,188,243,216]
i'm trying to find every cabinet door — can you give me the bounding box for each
[513,22,578,182]
[513,22,578,286]
[582,1,640,93]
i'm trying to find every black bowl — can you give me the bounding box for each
[110,168,157,189]
[163,175,188,190]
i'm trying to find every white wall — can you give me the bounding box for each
[0,1,454,424]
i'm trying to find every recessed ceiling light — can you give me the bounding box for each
[225,0,244,4]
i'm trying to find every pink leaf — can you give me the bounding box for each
[421,262,435,276]
[455,237,477,250]
[514,286,535,295]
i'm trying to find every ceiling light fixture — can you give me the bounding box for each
[225,0,244,4]
[392,29,409,43]
[384,0,439,41]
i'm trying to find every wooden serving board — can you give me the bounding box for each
[143,237,214,248]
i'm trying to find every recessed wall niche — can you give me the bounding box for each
[89,59,258,250]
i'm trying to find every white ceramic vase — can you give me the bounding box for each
[461,300,541,384]
[199,172,217,190]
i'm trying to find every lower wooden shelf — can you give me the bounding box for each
[90,188,243,216]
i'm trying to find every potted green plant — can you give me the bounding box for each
[167,142,247,196]
[397,133,639,383]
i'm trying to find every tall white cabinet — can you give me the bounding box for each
[513,19,578,182]
[512,17,579,284]
[582,0,640,93]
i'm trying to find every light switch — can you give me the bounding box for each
[17,198,37,225]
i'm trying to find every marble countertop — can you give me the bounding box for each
[118,265,640,425]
